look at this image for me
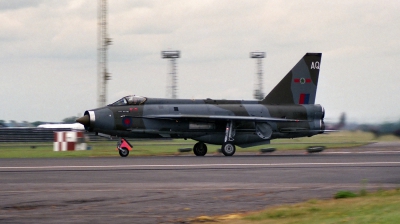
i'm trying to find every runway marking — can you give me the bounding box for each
[325,151,400,154]
[1,161,400,170]
[0,187,302,193]
[3,184,397,193]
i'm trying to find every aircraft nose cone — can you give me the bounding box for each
[76,115,90,126]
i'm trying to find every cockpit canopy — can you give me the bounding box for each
[109,95,147,106]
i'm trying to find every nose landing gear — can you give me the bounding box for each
[117,138,132,157]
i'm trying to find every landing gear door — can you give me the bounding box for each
[255,123,272,139]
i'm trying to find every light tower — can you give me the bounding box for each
[161,51,180,99]
[250,52,266,100]
[97,0,112,107]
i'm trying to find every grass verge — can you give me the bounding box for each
[0,131,395,158]
[191,189,400,224]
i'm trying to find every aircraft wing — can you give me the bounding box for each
[126,114,305,122]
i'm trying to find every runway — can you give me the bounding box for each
[1,143,400,223]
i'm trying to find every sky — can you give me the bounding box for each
[1,0,399,124]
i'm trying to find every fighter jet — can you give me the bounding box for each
[77,53,324,157]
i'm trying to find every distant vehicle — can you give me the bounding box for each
[324,112,346,130]
[359,122,400,138]
[3,120,34,128]
[38,123,84,130]
[77,53,325,157]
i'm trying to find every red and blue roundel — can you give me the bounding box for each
[122,117,132,127]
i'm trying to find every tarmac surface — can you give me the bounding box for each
[1,142,400,223]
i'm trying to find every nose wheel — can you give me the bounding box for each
[117,138,132,157]
[118,148,129,157]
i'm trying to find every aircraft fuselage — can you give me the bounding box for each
[83,98,324,148]
[77,53,325,156]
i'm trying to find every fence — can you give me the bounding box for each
[0,128,104,142]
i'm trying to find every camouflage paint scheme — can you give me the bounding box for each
[77,53,324,156]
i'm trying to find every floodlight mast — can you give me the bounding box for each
[97,0,112,107]
[250,52,266,100]
[162,51,180,99]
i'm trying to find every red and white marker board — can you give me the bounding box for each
[53,131,87,151]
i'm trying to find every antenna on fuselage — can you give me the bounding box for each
[250,52,266,100]
[161,51,180,99]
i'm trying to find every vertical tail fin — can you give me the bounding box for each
[261,53,322,105]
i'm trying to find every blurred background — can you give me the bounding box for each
[1,0,400,144]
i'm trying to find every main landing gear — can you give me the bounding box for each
[117,138,132,157]
[221,142,235,156]
[193,120,236,157]
[193,142,207,156]
[221,121,236,156]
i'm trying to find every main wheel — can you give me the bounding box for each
[221,142,236,156]
[119,147,129,157]
[193,142,207,156]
